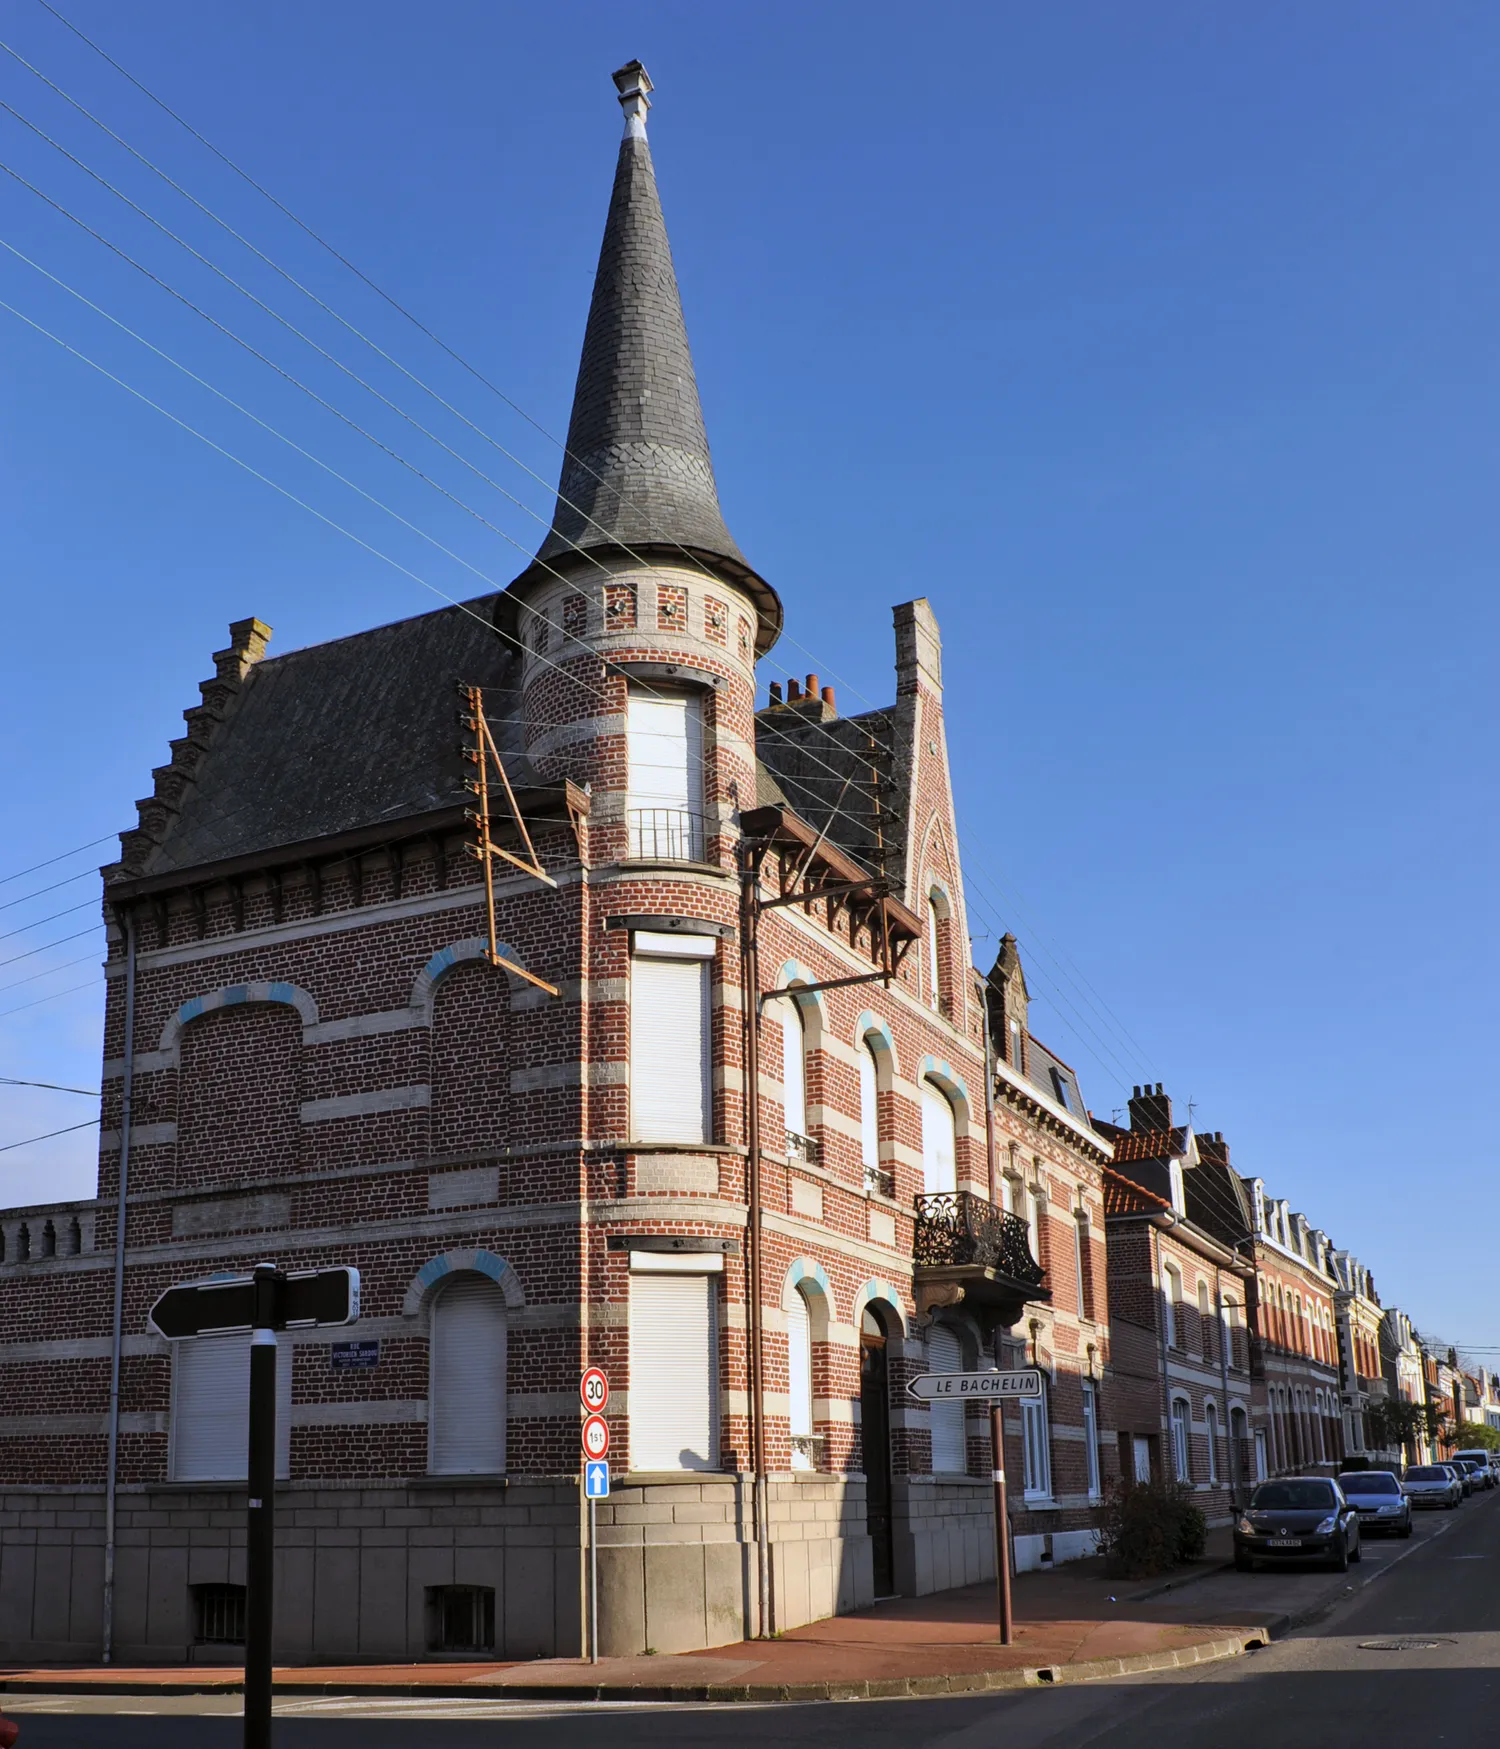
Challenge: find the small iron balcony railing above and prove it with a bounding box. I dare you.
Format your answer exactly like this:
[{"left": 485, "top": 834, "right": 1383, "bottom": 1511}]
[
  {"left": 912, "top": 1190, "right": 1045, "bottom": 1290},
  {"left": 627, "top": 808, "right": 706, "bottom": 862},
  {"left": 864, "top": 1164, "right": 895, "bottom": 1200},
  {"left": 786, "top": 1130, "right": 822, "bottom": 1167}
]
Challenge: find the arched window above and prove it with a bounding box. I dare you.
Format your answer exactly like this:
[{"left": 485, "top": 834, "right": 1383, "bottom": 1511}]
[
  {"left": 786, "top": 1287, "right": 815, "bottom": 1469},
  {"left": 1022, "top": 1378, "right": 1052, "bottom": 1499},
  {"left": 1197, "top": 1280, "right": 1213, "bottom": 1359},
  {"left": 927, "top": 1323, "right": 967, "bottom": 1473},
  {"left": 780, "top": 1001, "right": 807, "bottom": 1142},
  {"left": 1205, "top": 1400, "right": 1220, "bottom": 1483},
  {"left": 858, "top": 1039, "right": 880, "bottom": 1181},
  {"left": 1170, "top": 1396, "right": 1191, "bottom": 1482},
  {"left": 926, "top": 896, "right": 943, "bottom": 1011},
  {"left": 920, "top": 1079, "right": 957, "bottom": 1196},
  {"left": 429, "top": 1273, "right": 507, "bottom": 1475},
  {"left": 1162, "top": 1263, "right": 1183, "bottom": 1349}
]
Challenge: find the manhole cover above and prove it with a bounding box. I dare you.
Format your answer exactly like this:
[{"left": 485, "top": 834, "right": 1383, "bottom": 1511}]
[{"left": 1359, "top": 1638, "right": 1457, "bottom": 1652}]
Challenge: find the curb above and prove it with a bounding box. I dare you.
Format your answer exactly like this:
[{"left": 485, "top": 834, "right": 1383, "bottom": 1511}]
[{"left": 0, "top": 1632, "right": 1272, "bottom": 1705}]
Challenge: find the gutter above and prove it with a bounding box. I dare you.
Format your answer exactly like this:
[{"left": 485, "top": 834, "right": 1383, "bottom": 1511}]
[{"left": 101, "top": 906, "right": 136, "bottom": 1662}]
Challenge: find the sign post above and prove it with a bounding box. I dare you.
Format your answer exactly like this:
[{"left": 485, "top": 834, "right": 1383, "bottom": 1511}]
[
  {"left": 906, "top": 1369, "right": 1041, "bottom": 1647},
  {"left": 150, "top": 1263, "right": 359, "bottom": 1749},
  {"left": 579, "top": 1370, "right": 610, "bottom": 1665}
]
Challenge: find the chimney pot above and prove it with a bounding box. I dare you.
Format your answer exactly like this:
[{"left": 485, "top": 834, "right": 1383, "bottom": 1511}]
[
  {"left": 805, "top": 674, "right": 818, "bottom": 697},
  {"left": 787, "top": 678, "right": 801, "bottom": 700},
  {"left": 768, "top": 682, "right": 783, "bottom": 704},
  {"left": 821, "top": 685, "right": 836, "bottom": 710}
]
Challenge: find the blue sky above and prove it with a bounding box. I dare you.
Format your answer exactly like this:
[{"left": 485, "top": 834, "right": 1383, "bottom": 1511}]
[{"left": 1, "top": 4, "right": 1495, "bottom": 1350}]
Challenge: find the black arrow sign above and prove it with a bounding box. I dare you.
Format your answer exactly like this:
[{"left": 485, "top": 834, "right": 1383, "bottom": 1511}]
[{"left": 148, "top": 1266, "right": 359, "bottom": 1340}]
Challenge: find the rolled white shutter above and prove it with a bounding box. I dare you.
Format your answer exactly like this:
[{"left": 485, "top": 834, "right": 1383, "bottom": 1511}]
[
  {"left": 921, "top": 1080, "right": 956, "bottom": 1195},
  {"left": 859, "top": 1045, "right": 878, "bottom": 1171},
  {"left": 631, "top": 954, "right": 710, "bottom": 1142},
  {"left": 630, "top": 1271, "right": 717, "bottom": 1471},
  {"left": 786, "top": 1290, "right": 813, "bottom": 1446},
  {"left": 172, "top": 1332, "right": 291, "bottom": 1481},
  {"left": 429, "top": 1275, "right": 507, "bottom": 1474},
  {"left": 928, "top": 1324, "right": 966, "bottom": 1473},
  {"left": 780, "top": 1004, "right": 806, "bottom": 1137}
]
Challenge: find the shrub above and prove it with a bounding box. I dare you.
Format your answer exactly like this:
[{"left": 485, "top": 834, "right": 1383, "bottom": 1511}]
[{"left": 1094, "top": 1477, "right": 1207, "bottom": 1578}]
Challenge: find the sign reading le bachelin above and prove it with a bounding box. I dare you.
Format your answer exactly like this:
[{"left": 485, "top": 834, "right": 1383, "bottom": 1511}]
[{"left": 906, "top": 1369, "right": 1043, "bottom": 1402}]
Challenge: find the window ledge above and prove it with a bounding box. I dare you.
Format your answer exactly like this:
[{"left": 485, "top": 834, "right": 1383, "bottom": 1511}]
[
  {"left": 1020, "top": 1495, "right": 1060, "bottom": 1510},
  {"left": 615, "top": 858, "right": 733, "bottom": 880},
  {"left": 412, "top": 1473, "right": 509, "bottom": 1490}
]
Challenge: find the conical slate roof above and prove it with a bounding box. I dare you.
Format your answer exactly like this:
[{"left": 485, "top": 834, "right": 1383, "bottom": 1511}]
[{"left": 515, "top": 64, "right": 780, "bottom": 648}]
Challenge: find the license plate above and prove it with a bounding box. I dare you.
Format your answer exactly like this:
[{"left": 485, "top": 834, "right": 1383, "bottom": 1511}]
[{"left": 1268, "top": 1538, "right": 1302, "bottom": 1548}]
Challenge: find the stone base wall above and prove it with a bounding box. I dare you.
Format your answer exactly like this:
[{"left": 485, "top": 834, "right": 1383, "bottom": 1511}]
[
  {"left": 0, "top": 1472, "right": 999, "bottom": 1662},
  {"left": 892, "top": 1476, "right": 997, "bottom": 1596}
]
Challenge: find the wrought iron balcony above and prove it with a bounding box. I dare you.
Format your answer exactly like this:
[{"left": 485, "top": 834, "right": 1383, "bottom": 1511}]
[
  {"left": 912, "top": 1191, "right": 1047, "bottom": 1331},
  {"left": 914, "top": 1191, "right": 1046, "bottom": 1284},
  {"left": 864, "top": 1164, "right": 895, "bottom": 1201},
  {"left": 786, "top": 1130, "right": 822, "bottom": 1167},
  {"left": 627, "top": 807, "right": 706, "bottom": 862}
]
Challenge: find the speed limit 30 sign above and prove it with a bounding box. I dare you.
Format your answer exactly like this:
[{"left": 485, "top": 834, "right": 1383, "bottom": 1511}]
[
  {"left": 580, "top": 1367, "right": 609, "bottom": 1413},
  {"left": 581, "top": 1413, "right": 610, "bottom": 1461}
]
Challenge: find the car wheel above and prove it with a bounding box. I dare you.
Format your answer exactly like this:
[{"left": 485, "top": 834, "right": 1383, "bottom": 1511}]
[
  {"left": 1400, "top": 1520, "right": 1413, "bottom": 1538},
  {"left": 1330, "top": 1534, "right": 1350, "bottom": 1573},
  {"left": 1349, "top": 1530, "right": 1363, "bottom": 1563},
  {"left": 1235, "top": 1550, "right": 1254, "bottom": 1573}
]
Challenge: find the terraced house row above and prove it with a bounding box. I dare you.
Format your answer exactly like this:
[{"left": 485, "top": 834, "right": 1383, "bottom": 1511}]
[{"left": 0, "top": 62, "right": 1466, "bottom": 1667}]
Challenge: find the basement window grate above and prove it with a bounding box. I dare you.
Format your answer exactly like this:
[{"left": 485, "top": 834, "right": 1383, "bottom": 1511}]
[
  {"left": 427, "top": 1584, "right": 496, "bottom": 1655},
  {"left": 192, "top": 1583, "right": 247, "bottom": 1646}
]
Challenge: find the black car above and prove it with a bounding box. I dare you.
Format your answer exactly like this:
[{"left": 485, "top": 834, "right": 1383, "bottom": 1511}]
[{"left": 1234, "top": 1477, "right": 1362, "bottom": 1571}]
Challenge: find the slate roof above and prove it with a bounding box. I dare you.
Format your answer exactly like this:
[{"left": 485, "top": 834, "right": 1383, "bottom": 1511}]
[
  {"left": 753, "top": 704, "right": 900, "bottom": 883},
  {"left": 515, "top": 90, "right": 780, "bottom": 645},
  {"left": 138, "top": 598, "right": 522, "bottom": 876},
  {"left": 1095, "top": 1120, "right": 1253, "bottom": 1255}
]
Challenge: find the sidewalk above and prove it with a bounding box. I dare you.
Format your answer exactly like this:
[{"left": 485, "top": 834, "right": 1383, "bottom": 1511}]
[{"left": 0, "top": 1527, "right": 1382, "bottom": 1704}]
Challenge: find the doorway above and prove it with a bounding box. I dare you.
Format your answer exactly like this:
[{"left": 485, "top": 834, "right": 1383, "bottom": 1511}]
[
  {"left": 860, "top": 1306, "right": 894, "bottom": 1596},
  {"left": 1132, "top": 1435, "right": 1152, "bottom": 1483}
]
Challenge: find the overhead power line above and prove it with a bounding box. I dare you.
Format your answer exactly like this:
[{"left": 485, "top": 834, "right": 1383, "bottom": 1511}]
[
  {"left": 0, "top": 1076, "right": 97, "bottom": 1095},
  {"left": 0, "top": 1116, "right": 97, "bottom": 1153},
  {"left": 0, "top": 979, "right": 99, "bottom": 1022},
  {"left": 0, "top": 834, "right": 113, "bottom": 888}
]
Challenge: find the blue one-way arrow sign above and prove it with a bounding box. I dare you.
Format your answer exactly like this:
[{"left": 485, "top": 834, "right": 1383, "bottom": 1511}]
[{"left": 585, "top": 1461, "right": 610, "bottom": 1499}]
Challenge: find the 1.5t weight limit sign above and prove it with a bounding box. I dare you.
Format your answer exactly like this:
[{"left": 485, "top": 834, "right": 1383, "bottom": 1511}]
[{"left": 581, "top": 1414, "right": 610, "bottom": 1461}]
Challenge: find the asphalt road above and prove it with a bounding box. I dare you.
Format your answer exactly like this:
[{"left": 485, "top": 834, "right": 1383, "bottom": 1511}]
[{"left": 9, "top": 1489, "right": 1500, "bottom": 1747}]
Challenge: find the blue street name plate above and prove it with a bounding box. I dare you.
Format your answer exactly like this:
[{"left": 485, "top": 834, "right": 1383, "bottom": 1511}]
[
  {"left": 331, "top": 1340, "right": 380, "bottom": 1371},
  {"left": 585, "top": 1460, "right": 610, "bottom": 1499}
]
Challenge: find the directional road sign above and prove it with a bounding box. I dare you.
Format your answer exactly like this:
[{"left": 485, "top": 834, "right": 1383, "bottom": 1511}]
[
  {"left": 906, "top": 1368, "right": 1042, "bottom": 1403},
  {"left": 581, "top": 1414, "right": 610, "bottom": 1461},
  {"left": 585, "top": 1461, "right": 610, "bottom": 1499},
  {"left": 580, "top": 1367, "right": 609, "bottom": 1412},
  {"left": 149, "top": 1266, "right": 360, "bottom": 1339}
]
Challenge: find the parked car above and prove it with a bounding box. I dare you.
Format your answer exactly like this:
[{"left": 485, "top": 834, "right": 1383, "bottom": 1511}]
[
  {"left": 1444, "top": 1461, "right": 1475, "bottom": 1497},
  {"left": 1235, "top": 1477, "right": 1362, "bottom": 1572},
  {"left": 1338, "top": 1470, "right": 1413, "bottom": 1537},
  {"left": 1402, "top": 1464, "right": 1462, "bottom": 1509},
  {"left": 1453, "top": 1451, "right": 1498, "bottom": 1490}
]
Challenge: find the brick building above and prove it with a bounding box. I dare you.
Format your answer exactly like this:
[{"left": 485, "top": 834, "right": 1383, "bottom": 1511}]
[
  {"left": 1097, "top": 1087, "right": 1265, "bottom": 1518},
  {"left": 1329, "top": 1247, "right": 1388, "bottom": 1463},
  {"left": 0, "top": 63, "right": 1116, "bottom": 1663},
  {"left": 1242, "top": 1180, "right": 1343, "bottom": 1473}
]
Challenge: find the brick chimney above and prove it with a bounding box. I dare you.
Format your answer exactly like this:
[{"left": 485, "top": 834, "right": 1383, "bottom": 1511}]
[{"left": 1127, "top": 1083, "right": 1172, "bottom": 1132}]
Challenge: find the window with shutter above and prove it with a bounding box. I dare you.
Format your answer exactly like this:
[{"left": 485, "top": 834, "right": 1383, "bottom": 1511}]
[
  {"left": 627, "top": 688, "right": 703, "bottom": 858},
  {"left": 631, "top": 943, "right": 711, "bottom": 1143},
  {"left": 1021, "top": 1386, "right": 1051, "bottom": 1498},
  {"left": 858, "top": 1041, "right": 879, "bottom": 1173},
  {"left": 920, "top": 1080, "right": 956, "bottom": 1195},
  {"left": 780, "top": 1002, "right": 807, "bottom": 1139},
  {"left": 1082, "top": 1379, "right": 1102, "bottom": 1498},
  {"left": 786, "top": 1288, "right": 814, "bottom": 1466},
  {"left": 171, "top": 1332, "right": 291, "bottom": 1482},
  {"left": 927, "top": 1324, "right": 966, "bottom": 1473},
  {"left": 428, "top": 1274, "right": 507, "bottom": 1475},
  {"left": 629, "top": 1265, "right": 719, "bottom": 1471}
]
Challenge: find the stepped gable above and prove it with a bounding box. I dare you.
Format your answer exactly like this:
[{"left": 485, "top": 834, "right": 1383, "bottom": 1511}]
[
  {"left": 115, "top": 597, "right": 520, "bottom": 879},
  {"left": 513, "top": 62, "right": 780, "bottom": 649}
]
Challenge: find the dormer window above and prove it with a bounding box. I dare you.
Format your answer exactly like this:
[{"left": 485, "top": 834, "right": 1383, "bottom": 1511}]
[
  {"left": 926, "top": 896, "right": 943, "bottom": 1012},
  {"left": 1009, "top": 1019, "right": 1025, "bottom": 1075},
  {"left": 1049, "top": 1068, "right": 1072, "bottom": 1112}
]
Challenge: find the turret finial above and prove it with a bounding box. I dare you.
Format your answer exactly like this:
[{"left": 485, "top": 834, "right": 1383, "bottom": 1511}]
[{"left": 612, "top": 60, "right": 652, "bottom": 140}]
